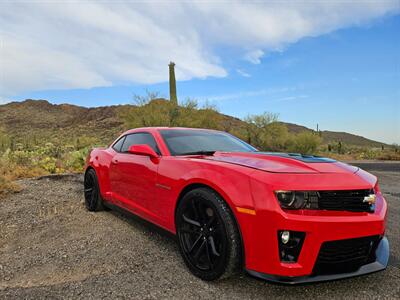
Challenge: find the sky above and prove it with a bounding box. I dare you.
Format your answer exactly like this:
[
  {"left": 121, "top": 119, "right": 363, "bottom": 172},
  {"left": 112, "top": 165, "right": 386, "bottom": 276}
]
[{"left": 0, "top": 1, "right": 399, "bottom": 144}]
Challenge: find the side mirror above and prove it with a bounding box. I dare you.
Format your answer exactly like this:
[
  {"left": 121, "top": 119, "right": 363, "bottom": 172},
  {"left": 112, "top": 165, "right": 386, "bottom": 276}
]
[{"left": 128, "top": 144, "right": 158, "bottom": 158}]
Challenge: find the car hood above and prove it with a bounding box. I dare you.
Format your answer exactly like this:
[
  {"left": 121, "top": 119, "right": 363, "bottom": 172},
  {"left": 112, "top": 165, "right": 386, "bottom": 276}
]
[{"left": 204, "top": 152, "right": 358, "bottom": 174}]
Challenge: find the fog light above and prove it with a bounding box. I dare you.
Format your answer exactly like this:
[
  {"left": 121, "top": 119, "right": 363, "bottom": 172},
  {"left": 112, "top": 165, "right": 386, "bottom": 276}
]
[
  {"left": 278, "top": 230, "right": 306, "bottom": 262},
  {"left": 281, "top": 231, "right": 290, "bottom": 244}
]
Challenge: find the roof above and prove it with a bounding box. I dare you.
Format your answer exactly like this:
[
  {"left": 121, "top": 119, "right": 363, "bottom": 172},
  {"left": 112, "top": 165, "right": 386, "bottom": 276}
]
[{"left": 124, "top": 127, "right": 221, "bottom": 134}]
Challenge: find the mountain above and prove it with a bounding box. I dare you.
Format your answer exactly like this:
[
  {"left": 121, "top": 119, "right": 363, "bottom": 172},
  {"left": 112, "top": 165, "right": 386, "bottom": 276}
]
[
  {"left": 0, "top": 99, "right": 388, "bottom": 148},
  {"left": 0, "top": 99, "right": 126, "bottom": 145},
  {"left": 282, "top": 122, "right": 387, "bottom": 148}
]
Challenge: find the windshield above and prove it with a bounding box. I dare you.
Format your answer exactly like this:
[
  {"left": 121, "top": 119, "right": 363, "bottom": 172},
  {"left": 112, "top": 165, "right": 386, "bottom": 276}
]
[{"left": 159, "top": 129, "right": 257, "bottom": 155}]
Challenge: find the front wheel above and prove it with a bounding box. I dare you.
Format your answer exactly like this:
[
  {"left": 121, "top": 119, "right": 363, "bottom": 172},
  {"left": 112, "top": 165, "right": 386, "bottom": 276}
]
[
  {"left": 175, "top": 187, "right": 242, "bottom": 281},
  {"left": 84, "top": 169, "right": 104, "bottom": 211}
]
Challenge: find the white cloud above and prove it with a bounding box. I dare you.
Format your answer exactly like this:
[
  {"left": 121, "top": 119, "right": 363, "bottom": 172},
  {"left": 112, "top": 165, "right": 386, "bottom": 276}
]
[
  {"left": 201, "top": 86, "right": 298, "bottom": 102},
  {"left": 244, "top": 50, "right": 264, "bottom": 64},
  {"left": 270, "top": 95, "right": 309, "bottom": 102},
  {"left": 0, "top": 0, "right": 398, "bottom": 98},
  {"left": 236, "top": 69, "right": 251, "bottom": 77}
]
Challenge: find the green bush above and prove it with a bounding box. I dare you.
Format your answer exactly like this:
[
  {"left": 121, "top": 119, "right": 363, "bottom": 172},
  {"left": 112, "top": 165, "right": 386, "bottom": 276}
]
[
  {"left": 0, "top": 142, "right": 93, "bottom": 181},
  {"left": 288, "top": 131, "right": 322, "bottom": 154},
  {"left": 65, "top": 148, "right": 89, "bottom": 172},
  {"left": 38, "top": 157, "right": 57, "bottom": 174},
  {"left": 120, "top": 98, "right": 224, "bottom": 130},
  {"left": 244, "top": 112, "right": 289, "bottom": 151}
]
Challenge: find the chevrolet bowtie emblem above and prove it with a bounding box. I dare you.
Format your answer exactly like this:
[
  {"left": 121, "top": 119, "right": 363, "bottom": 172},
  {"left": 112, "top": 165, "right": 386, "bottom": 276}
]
[{"left": 363, "top": 194, "right": 376, "bottom": 204}]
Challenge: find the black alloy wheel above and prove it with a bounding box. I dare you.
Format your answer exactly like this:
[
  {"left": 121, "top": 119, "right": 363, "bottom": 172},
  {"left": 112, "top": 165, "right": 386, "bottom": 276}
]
[
  {"left": 84, "top": 169, "right": 104, "bottom": 211},
  {"left": 176, "top": 187, "right": 241, "bottom": 281}
]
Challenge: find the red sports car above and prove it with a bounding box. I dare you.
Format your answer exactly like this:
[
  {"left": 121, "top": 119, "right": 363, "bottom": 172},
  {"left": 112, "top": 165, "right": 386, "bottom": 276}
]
[{"left": 84, "top": 127, "right": 389, "bottom": 283}]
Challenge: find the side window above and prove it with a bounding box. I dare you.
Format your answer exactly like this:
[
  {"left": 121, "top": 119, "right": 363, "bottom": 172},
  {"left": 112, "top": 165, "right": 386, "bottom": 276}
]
[
  {"left": 112, "top": 136, "right": 126, "bottom": 152},
  {"left": 120, "top": 133, "right": 160, "bottom": 154}
]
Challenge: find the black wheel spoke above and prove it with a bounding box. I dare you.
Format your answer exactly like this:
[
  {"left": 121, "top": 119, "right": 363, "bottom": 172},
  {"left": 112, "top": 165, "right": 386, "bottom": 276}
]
[
  {"left": 209, "top": 236, "right": 220, "bottom": 257},
  {"left": 180, "top": 228, "right": 200, "bottom": 235},
  {"left": 193, "top": 239, "right": 206, "bottom": 261},
  {"left": 182, "top": 214, "right": 201, "bottom": 227},
  {"left": 188, "top": 234, "right": 203, "bottom": 253},
  {"left": 205, "top": 240, "right": 213, "bottom": 269}
]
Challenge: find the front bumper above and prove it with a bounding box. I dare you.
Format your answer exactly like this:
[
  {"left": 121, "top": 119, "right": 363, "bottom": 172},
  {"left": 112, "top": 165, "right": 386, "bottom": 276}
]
[
  {"left": 236, "top": 168, "right": 389, "bottom": 283},
  {"left": 246, "top": 237, "right": 389, "bottom": 284},
  {"left": 236, "top": 189, "right": 388, "bottom": 280}
]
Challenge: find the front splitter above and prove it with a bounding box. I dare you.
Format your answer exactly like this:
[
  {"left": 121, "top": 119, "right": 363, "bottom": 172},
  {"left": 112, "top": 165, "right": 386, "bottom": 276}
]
[{"left": 247, "top": 236, "right": 389, "bottom": 285}]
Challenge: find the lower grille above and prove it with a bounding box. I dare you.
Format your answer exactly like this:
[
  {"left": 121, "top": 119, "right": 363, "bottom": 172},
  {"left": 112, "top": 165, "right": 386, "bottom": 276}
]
[
  {"left": 313, "top": 235, "right": 381, "bottom": 275},
  {"left": 318, "top": 189, "right": 374, "bottom": 212}
]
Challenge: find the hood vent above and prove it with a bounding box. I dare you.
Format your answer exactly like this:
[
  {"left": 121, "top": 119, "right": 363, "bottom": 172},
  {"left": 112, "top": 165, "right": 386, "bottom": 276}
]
[{"left": 257, "top": 152, "right": 336, "bottom": 163}]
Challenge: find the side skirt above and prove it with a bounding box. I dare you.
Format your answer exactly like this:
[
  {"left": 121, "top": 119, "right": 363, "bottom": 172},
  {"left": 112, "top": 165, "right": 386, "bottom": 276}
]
[{"left": 102, "top": 201, "right": 177, "bottom": 240}]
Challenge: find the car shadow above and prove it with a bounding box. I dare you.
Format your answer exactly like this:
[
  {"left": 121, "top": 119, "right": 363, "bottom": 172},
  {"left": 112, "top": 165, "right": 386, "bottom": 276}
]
[{"left": 103, "top": 202, "right": 177, "bottom": 241}]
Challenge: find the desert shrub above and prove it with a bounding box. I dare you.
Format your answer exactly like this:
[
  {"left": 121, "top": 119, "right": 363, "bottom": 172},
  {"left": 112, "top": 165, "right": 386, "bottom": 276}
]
[
  {"left": 9, "top": 150, "right": 35, "bottom": 166},
  {"left": 0, "top": 141, "right": 92, "bottom": 189},
  {"left": 243, "top": 112, "right": 289, "bottom": 151},
  {"left": 38, "top": 157, "right": 58, "bottom": 173},
  {"left": 121, "top": 95, "right": 223, "bottom": 131},
  {"left": 75, "top": 136, "right": 98, "bottom": 150},
  {"left": 0, "top": 129, "right": 12, "bottom": 153},
  {"left": 376, "top": 150, "right": 400, "bottom": 160},
  {"left": 65, "top": 148, "right": 90, "bottom": 172},
  {"left": 181, "top": 98, "right": 198, "bottom": 110},
  {"left": 0, "top": 151, "right": 39, "bottom": 196},
  {"left": 265, "top": 122, "right": 290, "bottom": 151},
  {"left": 288, "top": 131, "right": 322, "bottom": 154},
  {"left": 133, "top": 89, "right": 161, "bottom": 106},
  {"left": 0, "top": 175, "right": 21, "bottom": 197}
]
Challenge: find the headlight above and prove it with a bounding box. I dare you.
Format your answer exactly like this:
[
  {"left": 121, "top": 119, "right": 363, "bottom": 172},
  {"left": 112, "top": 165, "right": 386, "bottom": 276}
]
[
  {"left": 275, "top": 191, "right": 306, "bottom": 209},
  {"left": 275, "top": 189, "right": 376, "bottom": 212}
]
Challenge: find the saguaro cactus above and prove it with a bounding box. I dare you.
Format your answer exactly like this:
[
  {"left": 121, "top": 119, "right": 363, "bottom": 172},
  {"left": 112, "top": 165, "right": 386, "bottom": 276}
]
[{"left": 169, "top": 62, "right": 178, "bottom": 105}]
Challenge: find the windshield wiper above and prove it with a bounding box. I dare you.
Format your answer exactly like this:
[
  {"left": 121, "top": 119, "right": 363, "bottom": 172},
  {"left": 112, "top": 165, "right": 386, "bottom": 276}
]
[{"left": 179, "top": 150, "right": 216, "bottom": 156}]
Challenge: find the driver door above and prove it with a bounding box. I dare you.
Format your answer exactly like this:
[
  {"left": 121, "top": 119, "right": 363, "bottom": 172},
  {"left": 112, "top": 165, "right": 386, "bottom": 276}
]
[{"left": 109, "top": 132, "right": 160, "bottom": 216}]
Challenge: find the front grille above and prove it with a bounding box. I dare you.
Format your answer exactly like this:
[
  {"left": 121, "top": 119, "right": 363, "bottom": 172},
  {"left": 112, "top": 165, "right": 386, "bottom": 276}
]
[
  {"left": 313, "top": 235, "right": 381, "bottom": 275},
  {"left": 318, "top": 189, "right": 374, "bottom": 212}
]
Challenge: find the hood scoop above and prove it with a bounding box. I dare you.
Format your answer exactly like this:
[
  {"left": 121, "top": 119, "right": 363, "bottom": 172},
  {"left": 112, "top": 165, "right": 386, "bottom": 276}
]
[{"left": 257, "top": 152, "right": 336, "bottom": 163}]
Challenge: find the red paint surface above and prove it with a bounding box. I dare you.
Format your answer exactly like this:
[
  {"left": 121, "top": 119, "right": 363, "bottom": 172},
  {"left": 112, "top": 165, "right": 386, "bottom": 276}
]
[{"left": 85, "top": 127, "right": 387, "bottom": 277}]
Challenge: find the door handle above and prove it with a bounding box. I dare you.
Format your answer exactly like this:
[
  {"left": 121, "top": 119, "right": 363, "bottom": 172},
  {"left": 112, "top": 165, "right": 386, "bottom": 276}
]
[{"left": 111, "top": 159, "right": 119, "bottom": 165}]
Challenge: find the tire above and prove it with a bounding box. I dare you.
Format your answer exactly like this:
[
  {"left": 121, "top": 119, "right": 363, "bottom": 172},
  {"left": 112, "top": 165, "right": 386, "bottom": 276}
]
[
  {"left": 84, "top": 168, "right": 104, "bottom": 212},
  {"left": 175, "top": 187, "right": 242, "bottom": 281}
]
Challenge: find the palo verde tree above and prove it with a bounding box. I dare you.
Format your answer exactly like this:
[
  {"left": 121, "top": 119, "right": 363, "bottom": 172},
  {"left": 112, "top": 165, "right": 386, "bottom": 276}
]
[{"left": 244, "top": 112, "right": 289, "bottom": 151}]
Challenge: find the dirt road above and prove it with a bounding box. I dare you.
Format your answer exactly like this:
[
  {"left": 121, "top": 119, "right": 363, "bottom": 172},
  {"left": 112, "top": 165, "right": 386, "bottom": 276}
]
[{"left": 0, "top": 165, "right": 399, "bottom": 299}]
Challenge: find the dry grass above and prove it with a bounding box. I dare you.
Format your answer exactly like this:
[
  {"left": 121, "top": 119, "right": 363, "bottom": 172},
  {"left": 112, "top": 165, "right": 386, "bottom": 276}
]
[
  {"left": 0, "top": 177, "right": 22, "bottom": 198},
  {"left": 0, "top": 159, "right": 46, "bottom": 197}
]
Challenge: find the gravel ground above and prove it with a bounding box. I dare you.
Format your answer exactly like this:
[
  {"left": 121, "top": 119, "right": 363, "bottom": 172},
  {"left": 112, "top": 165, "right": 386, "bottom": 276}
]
[{"left": 0, "top": 165, "right": 399, "bottom": 299}]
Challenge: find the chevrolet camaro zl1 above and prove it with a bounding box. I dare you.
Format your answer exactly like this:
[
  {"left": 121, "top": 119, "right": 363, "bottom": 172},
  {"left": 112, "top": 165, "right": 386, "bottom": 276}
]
[{"left": 84, "top": 127, "right": 389, "bottom": 283}]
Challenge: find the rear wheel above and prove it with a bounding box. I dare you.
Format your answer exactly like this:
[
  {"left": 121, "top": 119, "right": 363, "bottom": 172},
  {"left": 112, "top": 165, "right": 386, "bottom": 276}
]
[
  {"left": 175, "top": 187, "right": 241, "bottom": 281},
  {"left": 84, "top": 169, "right": 104, "bottom": 211}
]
